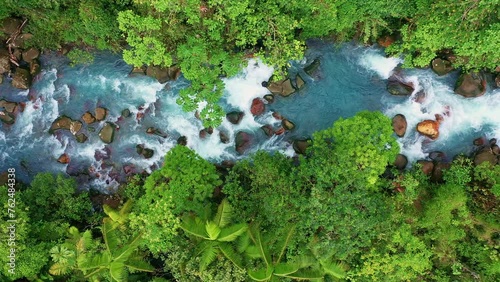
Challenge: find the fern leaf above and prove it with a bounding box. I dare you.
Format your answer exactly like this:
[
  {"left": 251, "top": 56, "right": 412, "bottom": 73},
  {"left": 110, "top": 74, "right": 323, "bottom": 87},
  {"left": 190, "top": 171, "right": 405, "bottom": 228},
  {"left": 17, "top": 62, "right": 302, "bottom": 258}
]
[
  {"left": 103, "top": 218, "right": 120, "bottom": 255},
  {"left": 113, "top": 233, "right": 142, "bottom": 264},
  {"left": 49, "top": 262, "right": 71, "bottom": 276},
  {"left": 320, "top": 260, "right": 346, "bottom": 279},
  {"left": 276, "top": 226, "right": 295, "bottom": 263},
  {"left": 205, "top": 221, "right": 222, "bottom": 240},
  {"left": 218, "top": 223, "right": 248, "bottom": 242},
  {"left": 237, "top": 231, "right": 250, "bottom": 253},
  {"left": 104, "top": 205, "right": 122, "bottom": 224},
  {"left": 218, "top": 242, "right": 243, "bottom": 269},
  {"left": 124, "top": 258, "right": 155, "bottom": 273},
  {"left": 109, "top": 261, "right": 127, "bottom": 282},
  {"left": 248, "top": 266, "right": 273, "bottom": 281},
  {"left": 119, "top": 200, "right": 133, "bottom": 217},
  {"left": 214, "top": 198, "right": 232, "bottom": 228},
  {"left": 245, "top": 245, "right": 263, "bottom": 259},
  {"left": 248, "top": 224, "right": 271, "bottom": 266},
  {"left": 199, "top": 241, "right": 218, "bottom": 271}
]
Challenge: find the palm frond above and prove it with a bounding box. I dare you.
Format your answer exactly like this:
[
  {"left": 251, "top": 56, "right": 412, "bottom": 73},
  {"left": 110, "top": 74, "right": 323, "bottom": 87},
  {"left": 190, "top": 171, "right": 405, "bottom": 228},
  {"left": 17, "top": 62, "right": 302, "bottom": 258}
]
[
  {"left": 103, "top": 218, "right": 120, "bottom": 255},
  {"left": 320, "top": 260, "right": 346, "bottom": 279},
  {"left": 237, "top": 231, "right": 251, "bottom": 253},
  {"left": 199, "top": 241, "right": 218, "bottom": 271},
  {"left": 276, "top": 226, "right": 295, "bottom": 264},
  {"left": 283, "top": 269, "right": 324, "bottom": 280},
  {"left": 205, "top": 220, "right": 222, "bottom": 240},
  {"left": 214, "top": 198, "right": 232, "bottom": 228},
  {"left": 113, "top": 233, "right": 142, "bottom": 264},
  {"left": 49, "top": 262, "right": 71, "bottom": 276},
  {"left": 180, "top": 216, "right": 209, "bottom": 239},
  {"left": 245, "top": 245, "right": 263, "bottom": 259},
  {"left": 273, "top": 262, "right": 300, "bottom": 276},
  {"left": 218, "top": 223, "right": 248, "bottom": 242},
  {"left": 218, "top": 242, "right": 243, "bottom": 269},
  {"left": 109, "top": 261, "right": 127, "bottom": 282},
  {"left": 248, "top": 266, "right": 273, "bottom": 281},
  {"left": 248, "top": 224, "right": 271, "bottom": 267},
  {"left": 124, "top": 258, "right": 155, "bottom": 273}
]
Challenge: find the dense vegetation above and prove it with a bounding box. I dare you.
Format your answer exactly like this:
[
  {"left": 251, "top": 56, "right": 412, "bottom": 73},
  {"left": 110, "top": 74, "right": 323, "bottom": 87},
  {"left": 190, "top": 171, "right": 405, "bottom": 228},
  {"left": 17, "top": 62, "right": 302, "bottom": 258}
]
[
  {"left": 1, "top": 0, "right": 498, "bottom": 126},
  {"left": 1, "top": 111, "right": 499, "bottom": 281}
]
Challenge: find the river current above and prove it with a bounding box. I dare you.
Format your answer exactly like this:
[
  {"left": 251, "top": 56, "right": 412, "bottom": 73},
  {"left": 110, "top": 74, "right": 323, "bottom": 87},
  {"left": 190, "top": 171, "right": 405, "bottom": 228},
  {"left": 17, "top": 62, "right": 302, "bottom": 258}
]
[{"left": 1, "top": 42, "right": 499, "bottom": 191}]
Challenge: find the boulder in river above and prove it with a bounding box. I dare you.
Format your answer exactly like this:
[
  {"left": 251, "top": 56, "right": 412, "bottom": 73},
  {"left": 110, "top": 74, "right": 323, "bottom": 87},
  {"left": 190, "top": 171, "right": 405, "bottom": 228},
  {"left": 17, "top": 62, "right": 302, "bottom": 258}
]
[
  {"left": 261, "top": 125, "right": 274, "bottom": 137},
  {"left": 263, "top": 94, "right": 274, "bottom": 104},
  {"left": 474, "top": 148, "right": 498, "bottom": 166},
  {"left": 431, "top": 58, "right": 454, "bottom": 76},
  {"left": 177, "top": 136, "right": 187, "bottom": 146},
  {"left": 57, "top": 153, "right": 70, "bottom": 164},
  {"left": 49, "top": 116, "right": 73, "bottom": 133},
  {"left": 0, "top": 99, "right": 18, "bottom": 113},
  {"left": 377, "top": 34, "right": 395, "bottom": 48},
  {"left": 417, "top": 160, "right": 434, "bottom": 176},
  {"left": 295, "top": 74, "right": 305, "bottom": 90},
  {"left": 235, "top": 131, "right": 252, "bottom": 154},
  {"left": 267, "top": 78, "right": 296, "bottom": 97},
  {"left": 95, "top": 107, "right": 108, "bottom": 121},
  {"left": 495, "top": 74, "right": 500, "bottom": 88},
  {"left": 75, "top": 133, "right": 88, "bottom": 143},
  {"left": 387, "top": 75, "right": 414, "bottom": 96},
  {"left": 226, "top": 111, "right": 244, "bottom": 124},
  {"left": 392, "top": 114, "right": 407, "bottom": 137},
  {"left": 293, "top": 139, "right": 311, "bottom": 155},
  {"left": 146, "top": 65, "right": 181, "bottom": 83},
  {"left": 431, "top": 162, "right": 451, "bottom": 183},
  {"left": 121, "top": 109, "right": 131, "bottom": 118},
  {"left": 82, "top": 112, "right": 96, "bottom": 124},
  {"left": 70, "top": 121, "right": 83, "bottom": 135},
  {"left": 393, "top": 154, "right": 408, "bottom": 170},
  {"left": 454, "top": 72, "right": 486, "bottom": 98},
  {"left": 99, "top": 122, "right": 116, "bottom": 144},
  {"left": 22, "top": 47, "right": 40, "bottom": 63},
  {"left": 282, "top": 119, "right": 295, "bottom": 131},
  {"left": 29, "top": 59, "right": 41, "bottom": 76},
  {"left": 0, "top": 48, "right": 10, "bottom": 74},
  {"left": 219, "top": 131, "right": 230, "bottom": 144},
  {"left": 416, "top": 120, "right": 440, "bottom": 140},
  {"left": 0, "top": 111, "right": 15, "bottom": 125},
  {"left": 11, "top": 68, "right": 31, "bottom": 89},
  {"left": 250, "top": 98, "right": 265, "bottom": 116},
  {"left": 429, "top": 151, "right": 446, "bottom": 162},
  {"left": 304, "top": 58, "right": 320, "bottom": 77},
  {"left": 129, "top": 66, "right": 146, "bottom": 77}
]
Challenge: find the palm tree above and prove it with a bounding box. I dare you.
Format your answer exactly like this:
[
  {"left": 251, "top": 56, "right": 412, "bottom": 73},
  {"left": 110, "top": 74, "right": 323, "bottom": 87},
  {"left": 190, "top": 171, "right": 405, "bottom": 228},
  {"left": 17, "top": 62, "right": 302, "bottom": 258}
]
[
  {"left": 179, "top": 198, "right": 248, "bottom": 271},
  {"left": 244, "top": 224, "right": 346, "bottom": 281}
]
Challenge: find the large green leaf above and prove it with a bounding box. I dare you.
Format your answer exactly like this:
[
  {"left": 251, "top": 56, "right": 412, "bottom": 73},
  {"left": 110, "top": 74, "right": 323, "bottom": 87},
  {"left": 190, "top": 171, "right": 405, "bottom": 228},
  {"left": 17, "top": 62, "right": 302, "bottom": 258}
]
[
  {"left": 103, "top": 218, "right": 120, "bottom": 255},
  {"left": 248, "top": 266, "right": 274, "bottom": 281},
  {"left": 273, "top": 262, "right": 300, "bottom": 276},
  {"left": 109, "top": 261, "right": 126, "bottom": 282},
  {"left": 214, "top": 198, "right": 232, "bottom": 228},
  {"left": 205, "top": 220, "right": 222, "bottom": 240},
  {"left": 245, "top": 245, "right": 262, "bottom": 259},
  {"left": 49, "top": 262, "right": 70, "bottom": 276},
  {"left": 199, "top": 241, "right": 218, "bottom": 271},
  {"left": 248, "top": 224, "right": 271, "bottom": 266},
  {"left": 124, "top": 258, "right": 155, "bottom": 273},
  {"left": 180, "top": 216, "right": 209, "bottom": 239},
  {"left": 218, "top": 223, "right": 248, "bottom": 242},
  {"left": 113, "top": 234, "right": 142, "bottom": 264},
  {"left": 320, "top": 260, "right": 346, "bottom": 279},
  {"left": 284, "top": 269, "right": 324, "bottom": 280},
  {"left": 276, "top": 226, "right": 295, "bottom": 263},
  {"left": 237, "top": 231, "right": 251, "bottom": 253}
]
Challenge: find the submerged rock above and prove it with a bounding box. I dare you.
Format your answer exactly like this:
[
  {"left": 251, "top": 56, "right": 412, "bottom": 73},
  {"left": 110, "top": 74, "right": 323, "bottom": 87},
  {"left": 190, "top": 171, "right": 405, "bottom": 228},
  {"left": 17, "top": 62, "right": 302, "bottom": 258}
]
[
  {"left": 416, "top": 120, "right": 440, "bottom": 140},
  {"left": 392, "top": 114, "right": 407, "bottom": 137},
  {"left": 304, "top": 58, "right": 320, "bottom": 76},
  {"left": 99, "top": 122, "right": 116, "bottom": 144},
  {"left": 293, "top": 139, "right": 311, "bottom": 155},
  {"left": 235, "top": 131, "right": 252, "bottom": 154},
  {"left": 226, "top": 111, "right": 244, "bottom": 124},
  {"left": 387, "top": 75, "right": 414, "bottom": 96},
  {"left": 282, "top": 119, "right": 295, "bottom": 130},
  {"left": 75, "top": 133, "right": 88, "bottom": 143},
  {"left": 121, "top": 109, "right": 131, "bottom": 118},
  {"left": 295, "top": 74, "right": 305, "bottom": 90},
  {"left": 454, "top": 72, "right": 486, "bottom": 98},
  {"left": 267, "top": 78, "right": 296, "bottom": 97},
  {"left": 260, "top": 125, "right": 274, "bottom": 137},
  {"left": 431, "top": 58, "right": 454, "bottom": 76},
  {"left": 11, "top": 68, "right": 31, "bottom": 89}
]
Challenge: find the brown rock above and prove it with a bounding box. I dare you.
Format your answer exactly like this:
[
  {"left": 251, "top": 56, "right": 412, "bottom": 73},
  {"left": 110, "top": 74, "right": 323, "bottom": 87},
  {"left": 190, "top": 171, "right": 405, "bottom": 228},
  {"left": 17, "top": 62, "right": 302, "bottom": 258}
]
[
  {"left": 70, "top": 121, "right": 83, "bottom": 135},
  {"left": 199, "top": 129, "right": 208, "bottom": 139},
  {"left": 295, "top": 74, "right": 305, "bottom": 89},
  {"left": 416, "top": 120, "right": 440, "bottom": 140},
  {"left": 226, "top": 111, "right": 244, "bottom": 124},
  {"left": 219, "top": 131, "right": 230, "bottom": 144},
  {"left": 275, "top": 127, "right": 285, "bottom": 135},
  {"left": 177, "top": 136, "right": 187, "bottom": 146},
  {"left": 250, "top": 98, "right": 265, "bottom": 116},
  {"left": 272, "top": 111, "right": 283, "bottom": 120},
  {"left": 22, "top": 47, "right": 40, "bottom": 62},
  {"left": 0, "top": 99, "right": 18, "bottom": 113},
  {"left": 129, "top": 66, "right": 146, "bottom": 77},
  {"left": 282, "top": 119, "right": 295, "bottom": 131},
  {"left": 454, "top": 72, "right": 486, "bottom": 98},
  {"left": 0, "top": 111, "right": 15, "bottom": 125},
  {"left": 146, "top": 65, "right": 181, "bottom": 83},
  {"left": 490, "top": 138, "right": 497, "bottom": 146},
  {"left": 392, "top": 114, "right": 407, "bottom": 137},
  {"left": 11, "top": 68, "right": 31, "bottom": 89},
  {"left": 261, "top": 125, "right": 274, "bottom": 137},
  {"left": 432, "top": 162, "right": 451, "bottom": 183},
  {"left": 29, "top": 59, "right": 41, "bottom": 76},
  {"left": 431, "top": 58, "right": 454, "bottom": 76},
  {"left": 393, "top": 154, "right": 408, "bottom": 170},
  {"left": 495, "top": 74, "right": 500, "bottom": 88},
  {"left": 293, "top": 139, "right": 311, "bottom": 155},
  {"left": 1, "top": 18, "right": 22, "bottom": 35},
  {"left": 429, "top": 151, "right": 446, "bottom": 162},
  {"left": 417, "top": 160, "right": 434, "bottom": 175},
  {"left": 99, "top": 122, "right": 116, "bottom": 144},
  {"left": 235, "top": 131, "right": 252, "bottom": 154},
  {"left": 0, "top": 48, "right": 10, "bottom": 74},
  {"left": 473, "top": 137, "right": 485, "bottom": 146},
  {"left": 474, "top": 149, "right": 497, "bottom": 166},
  {"left": 377, "top": 35, "right": 395, "bottom": 48},
  {"left": 49, "top": 116, "right": 73, "bottom": 133},
  {"left": 57, "top": 153, "right": 70, "bottom": 164},
  {"left": 434, "top": 114, "right": 444, "bottom": 124},
  {"left": 263, "top": 94, "right": 274, "bottom": 104},
  {"left": 82, "top": 112, "right": 96, "bottom": 124},
  {"left": 491, "top": 145, "right": 500, "bottom": 155},
  {"left": 267, "top": 79, "right": 296, "bottom": 97},
  {"left": 387, "top": 75, "right": 414, "bottom": 96},
  {"left": 95, "top": 107, "right": 108, "bottom": 121},
  {"left": 75, "top": 133, "right": 88, "bottom": 143}
]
